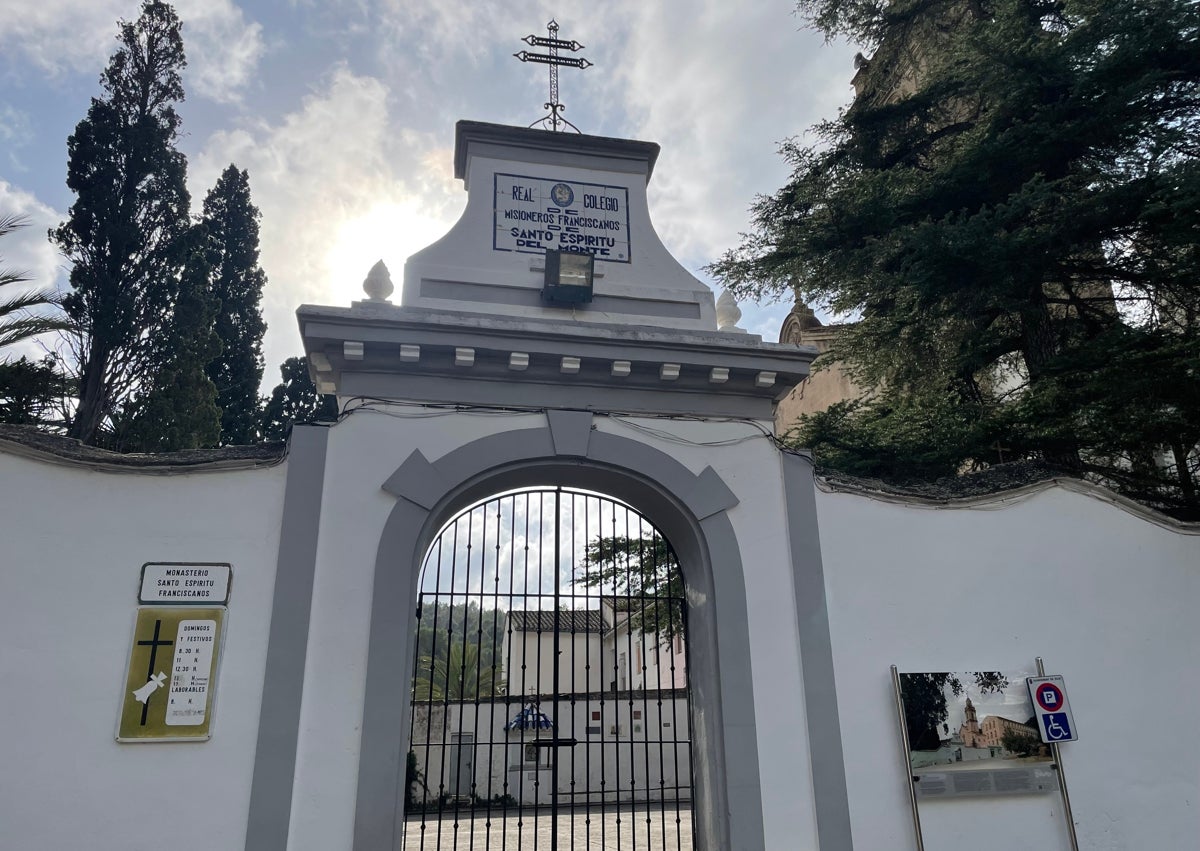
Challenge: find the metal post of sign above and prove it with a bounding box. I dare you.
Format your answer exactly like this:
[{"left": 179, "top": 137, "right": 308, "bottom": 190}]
[
  {"left": 1037, "top": 657, "right": 1081, "bottom": 851},
  {"left": 891, "top": 666, "right": 926, "bottom": 851}
]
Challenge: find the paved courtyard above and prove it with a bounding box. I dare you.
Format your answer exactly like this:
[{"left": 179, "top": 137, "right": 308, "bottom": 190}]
[{"left": 403, "top": 802, "right": 694, "bottom": 850}]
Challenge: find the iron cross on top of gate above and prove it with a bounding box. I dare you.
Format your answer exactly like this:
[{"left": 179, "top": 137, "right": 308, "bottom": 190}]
[{"left": 514, "top": 20, "right": 592, "bottom": 132}]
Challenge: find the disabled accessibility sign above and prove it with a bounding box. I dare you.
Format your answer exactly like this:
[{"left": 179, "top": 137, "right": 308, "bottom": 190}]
[{"left": 1026, "top": 675, "right": 1078, "bottom": 744}]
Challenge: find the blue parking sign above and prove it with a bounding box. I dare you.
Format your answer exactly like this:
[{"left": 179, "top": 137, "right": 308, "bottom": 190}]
[{"left": 1027, "top": 675, "right": 1078, "bottom": 743}]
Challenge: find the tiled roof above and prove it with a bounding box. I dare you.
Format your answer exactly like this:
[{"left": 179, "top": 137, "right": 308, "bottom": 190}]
[{"left": 509, "top": 610, "right": 607, "bottom": 633}]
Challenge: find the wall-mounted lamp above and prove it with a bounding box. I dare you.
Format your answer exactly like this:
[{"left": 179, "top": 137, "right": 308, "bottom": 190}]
[{"left": 542, "top": 249, "right": 595, "bottom": 305}]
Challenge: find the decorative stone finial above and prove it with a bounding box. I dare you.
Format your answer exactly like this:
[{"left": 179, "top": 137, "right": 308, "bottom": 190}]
[
  {"left": 363, "top": 260, "right": 393, "bottom": 302},
  {"left": 716, "top": 290, "right": 746, "bottom": 333}
]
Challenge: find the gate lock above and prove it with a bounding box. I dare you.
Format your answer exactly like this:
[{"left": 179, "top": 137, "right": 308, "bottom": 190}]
[{"left": 529, "top": 738, "right": 579, "bottom": 748}]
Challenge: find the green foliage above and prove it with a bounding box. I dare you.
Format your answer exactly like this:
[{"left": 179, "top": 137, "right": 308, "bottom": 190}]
[
  {"left": 412, "top": 602, "right": 506, "bottom": 700},
  {"left": 259, "top": 356, "right": 339, "bottom": 441},
  {"left": 0, "top": 215, "right": 71, "bottom": 351},
  {"left": 575, "top": 535, "right": 684, "bottom": 641},
  {"left": 404, "top": 751, "right": 426, "bottom": 809},
  {"left": 114, "top": 232, "right": 221, "bottom": 452},
  {"left": 900, "top": 672, "right": 1009, "bottom": 750},
  {"left": 713, "top": 0, "right": 1200, "bottom": 516},
  {"left": 0, "top": 216, "right": 72, "bottom": 427},
  {"left": 202, "top": 165, "right": 268, "bottom": 446},
  {"left": 1001, "top": 726, "right": 1043, "bottom": 757},
  {"left": 0, "top": 357, "right": 71, "bottom": 427},
  {"left": 413, "top": 642, "right": 505, "bottom": 701},
  {"left": 789, "top": 392, "right": 1003, "bottom": 480},
  {"left": 52, "top": 1, "right": 192, "bottom": 445}
]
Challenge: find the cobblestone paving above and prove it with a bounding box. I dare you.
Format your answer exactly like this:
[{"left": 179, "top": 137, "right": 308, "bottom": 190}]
[{"left": 403, "top": 802, "right": 693, "bottom": 850}]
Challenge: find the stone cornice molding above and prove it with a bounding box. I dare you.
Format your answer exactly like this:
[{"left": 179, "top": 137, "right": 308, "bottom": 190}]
[{"left": 300, "top": 304, "right": 816, "bottom": 419}]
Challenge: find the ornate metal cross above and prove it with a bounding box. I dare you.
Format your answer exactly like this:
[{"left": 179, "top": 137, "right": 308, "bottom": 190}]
[{"left": 514, "top": 19, "right": 592, "bottom": 132}]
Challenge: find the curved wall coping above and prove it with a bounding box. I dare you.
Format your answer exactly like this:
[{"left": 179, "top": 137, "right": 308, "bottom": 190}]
[{"left": 816, "top": 468, "right": 1200, "bottom": 535}]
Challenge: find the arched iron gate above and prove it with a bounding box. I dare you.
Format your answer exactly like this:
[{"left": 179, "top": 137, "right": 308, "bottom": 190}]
[{"left": 404, "top": 487, "right": 695, "bottom": 850}]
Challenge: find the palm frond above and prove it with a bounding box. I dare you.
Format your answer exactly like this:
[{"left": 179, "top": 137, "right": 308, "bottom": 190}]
[{"left": 0, "top": 215, "right": 72, "bottom": 351}]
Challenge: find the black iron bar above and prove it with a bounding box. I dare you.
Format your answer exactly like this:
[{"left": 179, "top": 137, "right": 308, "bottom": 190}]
[
  {"left": 550, "top": 487, "right": 562, "bottom": 851},
  {"left": 522, "top": 34, "right": 584, "bottom": 50},
  {"left": 408, "top": 588, "right": 426, "bottom": 850},
  {"left": 610, "top": 502, "right": 625, "bottom": 851},
  {"left": 636, "top": 530, "right": 656, "bottom": 846},
  {"left": 483, "top": 499, "right": 504, "bottom": 851},
  {"left": 679, "top": 601, "right": 693, "bottom": 851},
  {"left": 499, "top": 496, "right": 520, "bottom": 851},
  {"left": 583, "top": 493, "right": 596, "bottom": 851},
  {"left": 621, "top": 503, "right": 637, "bottom": 851},
  {"left": 516, "top": 492, "right": 532, "bottom": 850},
  {"left": 467, "top": 501, "right": 487, "bottom": 846},
  {"left": 598, "top": 495, "right": 609, "bottom": 851},
  {"left": 566, "top": 492, "right": 577, "bottom": 851},
  {"left": 446, "top": 516, "right": 464, "bottom": 849},
  {"left": 431, "top": 529, "right": 450, "bottom": 850}
]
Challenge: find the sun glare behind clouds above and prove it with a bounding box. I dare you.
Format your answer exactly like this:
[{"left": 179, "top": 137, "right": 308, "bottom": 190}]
[{"left": 324, "top": 198, "right": 461, "bottom": 307}]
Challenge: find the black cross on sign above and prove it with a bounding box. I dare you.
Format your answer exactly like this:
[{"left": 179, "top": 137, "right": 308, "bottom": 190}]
[{"left": 136, "top": 619, "right": 172, "bottom": 725}]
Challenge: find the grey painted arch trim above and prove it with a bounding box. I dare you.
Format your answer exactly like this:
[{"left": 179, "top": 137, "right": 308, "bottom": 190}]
[
  {"left": 245, "top": 425, "right": 330, "bottom": 851},
  {"left": 354, "top": 414, "right": 767, "bottom": 851}
]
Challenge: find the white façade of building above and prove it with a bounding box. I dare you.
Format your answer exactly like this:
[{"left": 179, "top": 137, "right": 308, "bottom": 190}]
[{"left": 502, "top": 600, "right": 687, "bottom": 699}]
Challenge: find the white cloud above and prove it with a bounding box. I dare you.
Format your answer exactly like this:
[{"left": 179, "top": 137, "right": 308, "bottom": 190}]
[
  {"left": 601, "top": 0, "right": 857, "bottom": 271},
  {"left": 0, "top": 181, "right": 67, "bottom": 360},
  {"left": 0, "top": 0, "right": 263, "bottom": 104},
  {"left": 0, "top": 181, "right": 64, "bottom": 291},
  {"left": 194, "top": 65, "right": 463, "bottom": 378},
  {"left": 0, "top": 0, "right": 128, "bottom": 77},
  {"left": 175, "top": 0, "right": 265, "bottom": 104},
  {"left": 0, "top": 106, "right": 35, "bottom": 174}
]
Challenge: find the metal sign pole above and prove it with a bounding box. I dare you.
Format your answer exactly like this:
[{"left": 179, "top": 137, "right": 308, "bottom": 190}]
[
  {"left": 891, "top": 666, "right": 926, "bottom": 851},
  {"left": 1036, "top": 657, "right": 1081, "bottom": 851}
]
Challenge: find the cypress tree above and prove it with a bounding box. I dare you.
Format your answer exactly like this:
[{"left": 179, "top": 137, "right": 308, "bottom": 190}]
[
  {"left": 201, "top": 165, "right": 268, "bottom": 445},
  {"left": 116, "top": 230, "right": 221, "bottom": 452},
  {"left": 52, "top": 1, "right": 191, "bottom": 446},
  {"left": 260, "top": 357, "right": 338, "bottom": 442}
]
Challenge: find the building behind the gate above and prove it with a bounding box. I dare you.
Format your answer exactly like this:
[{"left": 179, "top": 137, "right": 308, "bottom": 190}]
[{"left": 1, "top": 120, "right": 1198, "bottom": 851}]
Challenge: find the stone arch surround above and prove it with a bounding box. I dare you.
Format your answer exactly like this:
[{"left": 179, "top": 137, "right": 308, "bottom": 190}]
[{"left": 353, "top": 411, "right": 765, "bottom": 851}]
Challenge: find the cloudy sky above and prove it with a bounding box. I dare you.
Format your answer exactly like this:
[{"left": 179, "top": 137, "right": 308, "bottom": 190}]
[{"left": 0, "top": 0, "right": 858, "bottom": 387}]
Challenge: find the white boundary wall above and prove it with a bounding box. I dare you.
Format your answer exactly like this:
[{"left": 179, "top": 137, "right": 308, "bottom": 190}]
[
  {"left": 0, "top": 450, "right": 287, "bottom": 851},
  {"left": 817, "top": 484, "right": 1200, "bottom": 850},
  {"left": 2, "top": 424, "right": 1197, "bottom": 851}
]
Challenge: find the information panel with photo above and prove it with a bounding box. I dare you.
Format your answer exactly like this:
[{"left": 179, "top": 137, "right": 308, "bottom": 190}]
[{"left": 897, "top": 670, "right": 1057, "bottom": 798}]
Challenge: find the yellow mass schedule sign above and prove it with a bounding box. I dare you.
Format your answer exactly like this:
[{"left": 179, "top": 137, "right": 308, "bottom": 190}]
[{"left": 117, "top": 606, "right": 225, "bottom": 742}]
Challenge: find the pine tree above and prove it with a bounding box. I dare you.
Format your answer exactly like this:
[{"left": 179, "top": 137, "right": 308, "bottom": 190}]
[
  {"left": 712, "top": 0, "right": 1200, "bottom": 516},
  {"left": 259, "top": 357, "right": 339, "bottom": 441},
  {"left": 52, "top": 1, "right": 191, "bottom": 446},
  {"left": 115, "top": 230, "right": 221, "bottom": 452},
  {"left": 201, "top": 165, "right": 267, "bottom": 446}
]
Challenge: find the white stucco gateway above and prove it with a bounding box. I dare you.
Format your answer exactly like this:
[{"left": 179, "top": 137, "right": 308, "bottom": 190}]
[{"left": 1, "top": 122, "right": 1198, "bottom": 851}]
